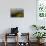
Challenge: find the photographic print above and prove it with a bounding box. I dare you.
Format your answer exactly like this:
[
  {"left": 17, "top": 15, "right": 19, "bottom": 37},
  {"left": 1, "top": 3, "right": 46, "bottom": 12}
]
[{"left": 10, "top": 8, "right": 24, "bottom": 17}]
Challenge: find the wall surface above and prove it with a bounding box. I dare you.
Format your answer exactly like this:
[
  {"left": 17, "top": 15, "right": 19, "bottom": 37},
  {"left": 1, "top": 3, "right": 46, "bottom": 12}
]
[{"left": 0, "top": 0, "right": 36, "bottom": 42}]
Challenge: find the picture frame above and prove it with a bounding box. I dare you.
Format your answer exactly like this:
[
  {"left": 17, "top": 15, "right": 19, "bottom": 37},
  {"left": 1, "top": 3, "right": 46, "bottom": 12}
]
[{"left": 10, "top": 8, "right": 24, "bottom": 17}]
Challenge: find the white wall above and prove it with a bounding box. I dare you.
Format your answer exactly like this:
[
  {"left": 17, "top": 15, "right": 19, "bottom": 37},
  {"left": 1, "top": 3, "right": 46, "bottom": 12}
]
[{"left": 0, "top": 0, "right": 36, "bottom": 42}]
